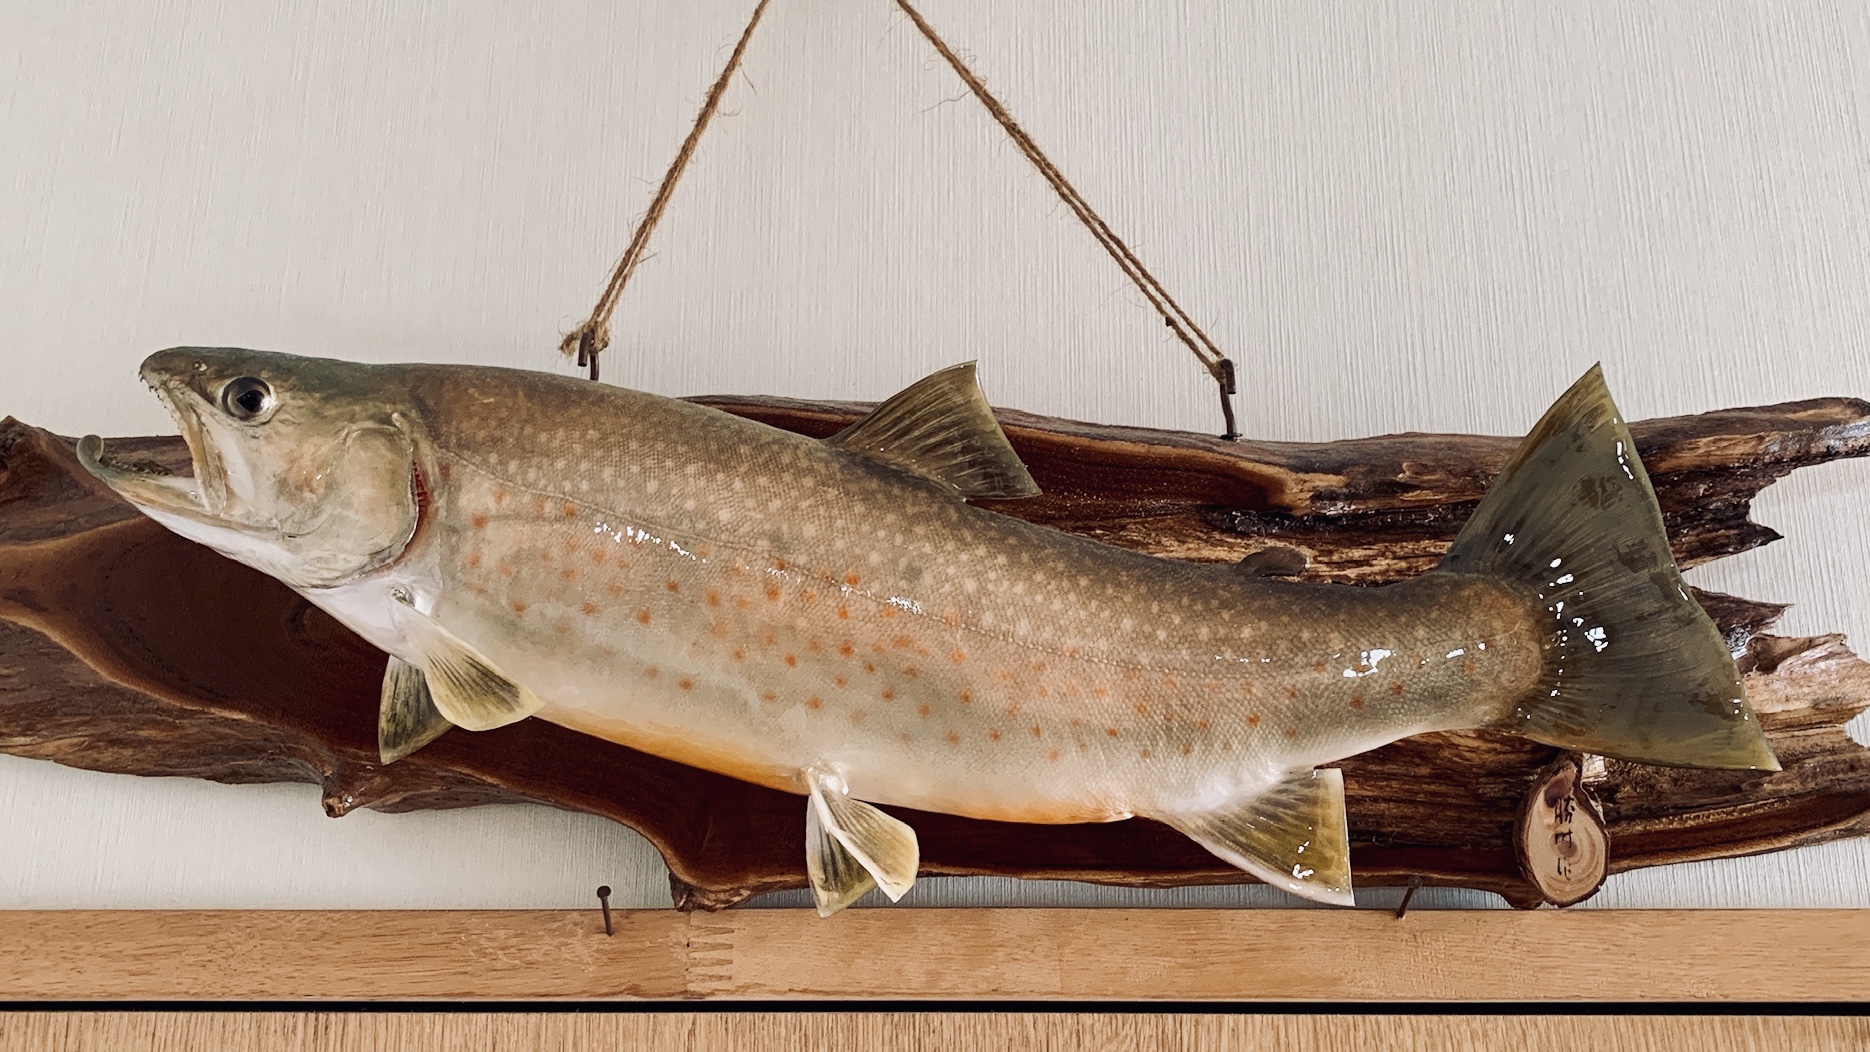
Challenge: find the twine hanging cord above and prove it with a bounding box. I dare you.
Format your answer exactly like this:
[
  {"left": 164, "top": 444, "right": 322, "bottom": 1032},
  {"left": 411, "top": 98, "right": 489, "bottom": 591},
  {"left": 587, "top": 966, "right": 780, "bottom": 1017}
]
[
  {"left": 560, "top": 0, "right": 1240, "bottom": 438},
  {"left": 559, "top": 0, "right": 774, "bottom": 382}
]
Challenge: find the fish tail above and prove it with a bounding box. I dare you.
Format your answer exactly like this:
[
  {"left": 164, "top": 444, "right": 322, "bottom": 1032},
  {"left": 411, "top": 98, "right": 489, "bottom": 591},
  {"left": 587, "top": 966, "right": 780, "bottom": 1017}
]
[{"left": 1440, "top": 365, "right": 1779, "bottom": 771}]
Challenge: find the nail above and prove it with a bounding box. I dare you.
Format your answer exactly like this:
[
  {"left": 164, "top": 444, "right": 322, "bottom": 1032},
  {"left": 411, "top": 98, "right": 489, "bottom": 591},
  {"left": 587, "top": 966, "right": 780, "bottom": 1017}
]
[
  {"left": 1394, "top": 875, "right": 1422, "bottom": 919},
  {"left": 597, "top": 884, "right": 614, "bottom": 937}
]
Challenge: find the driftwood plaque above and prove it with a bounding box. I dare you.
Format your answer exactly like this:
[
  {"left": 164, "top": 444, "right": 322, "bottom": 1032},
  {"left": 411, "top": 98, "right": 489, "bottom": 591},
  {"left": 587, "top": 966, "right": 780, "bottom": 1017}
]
[{"left": 1, "top": 393, "right": 1867, "bottom": 910}]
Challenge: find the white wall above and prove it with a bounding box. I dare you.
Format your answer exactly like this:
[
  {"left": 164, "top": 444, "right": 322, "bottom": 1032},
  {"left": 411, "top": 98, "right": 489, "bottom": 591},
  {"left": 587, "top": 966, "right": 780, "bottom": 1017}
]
[{"left": 1, "top": 0, "right": 1866, "bottom": 910}]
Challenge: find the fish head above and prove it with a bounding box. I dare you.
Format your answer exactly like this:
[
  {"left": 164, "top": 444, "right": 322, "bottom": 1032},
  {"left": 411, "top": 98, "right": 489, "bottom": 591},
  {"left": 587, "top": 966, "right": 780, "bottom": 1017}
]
[{"left": 79, "top": 347, "right": 423, "bottom": 589}]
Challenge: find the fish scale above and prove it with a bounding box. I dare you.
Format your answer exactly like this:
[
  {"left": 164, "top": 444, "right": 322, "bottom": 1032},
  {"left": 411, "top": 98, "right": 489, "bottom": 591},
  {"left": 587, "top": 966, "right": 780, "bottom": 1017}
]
[{"left": 83, "top": 349, "right": 1779, "bottom": 910}]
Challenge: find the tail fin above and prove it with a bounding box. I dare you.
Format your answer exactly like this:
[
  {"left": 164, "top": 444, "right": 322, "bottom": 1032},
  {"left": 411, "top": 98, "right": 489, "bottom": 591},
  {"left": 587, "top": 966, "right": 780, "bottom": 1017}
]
[{"left": 1441, "top": 365, "right": 1778, "bottom": 771}]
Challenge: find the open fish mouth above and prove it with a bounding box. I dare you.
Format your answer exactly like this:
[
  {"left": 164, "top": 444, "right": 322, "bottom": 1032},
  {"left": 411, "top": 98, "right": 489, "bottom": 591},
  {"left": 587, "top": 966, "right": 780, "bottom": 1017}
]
[{"left": 77, "top": 379, "right": 236, "bottom": 526}]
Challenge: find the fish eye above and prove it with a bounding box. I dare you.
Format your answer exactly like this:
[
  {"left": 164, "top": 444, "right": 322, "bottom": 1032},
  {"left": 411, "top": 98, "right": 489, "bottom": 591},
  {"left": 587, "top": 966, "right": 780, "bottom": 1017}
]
[{"left": 219, "top": 376, "right": 275, "bottom": 421}]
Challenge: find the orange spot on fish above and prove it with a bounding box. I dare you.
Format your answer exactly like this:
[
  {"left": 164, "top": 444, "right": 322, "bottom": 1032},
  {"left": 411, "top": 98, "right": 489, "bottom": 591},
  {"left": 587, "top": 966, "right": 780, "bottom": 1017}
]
[
  {"left": 839, "top": 643, "right": 854, "bottom": 657},
  {"left": 510, "top": 600, "right": 528, "bottom": 615},
  {"left": 608, "top": 582, "right": 625, "bottom": 597},
  {"left": 1285, "top": 687, "right": 1299, "bottom": 701},
  {"left": 918, "top": 703, "right": 932, "bottom": 718},
  {"left": 995, "top": 667, "right": 1012, "bottom": 683},
  {"left": 1139, "top": 748, "right": 1152, "bottom": 759},
  {"left": 471, "top": 513, "right": 488, "bottom": 530},
  {"left": 1463, "top": 659, "right": 1479, "bottom": 676},
  {"left": 808, "top": 640, "right": 822, "bottom": 654},
  {"left": 951, "top": 649, "right": 966, "bottom": 665},
  {"left": 1036, "top": 685, "right": 1050, "bottom": 699},
  {"left": 733, "top": 647, "right": 746, "bottom": 662},
  {"left": 735, "top": 596, "right": 751, "bottom": 610},
  {"left": 1284, "top": 726, "right": 1298, "bottom": 738},
  {"left": 759, "top": 631, "right": 776, "bottom": 646},
  {"left": 1093, "top": 684, "right": 1109, "bottom": 699},
  {"left": 945, "top": 731, "right": 961, "bottom": 746},
  {"left": 1047, "top": 750, "right": 1060, "bottom": 763},
  {"left": 834, "top": 675, "right": 848, "bottom": 687},
  {"left": 1007, "top": 702, "right": 1023, "bottom": 717},
  {"left": 562, "top": 568, "right": 578, "bottom": 582},
  {"left": 1132, "top": 702, "right": 1151, "bottom": 717},
  {"left": 943, "top": 609, "right": 961, "bottom": 627},
  {"left": 893, "top": 635, "right": 913, "bottom": 650},
  {"left": 958, "top": 691, "right": 972, "bottom": 704},
  {"left": 1031, "top": 660, "right": 1047, "bottom": 673},
  {"left": 903, "top": 665, "right": 919, "bottom": 679},
  {"left": 1161, "top": 675, "right": 1178, "bottom": 689},
  {"left": 492, "top": 488, "right": 507, "bottom": 506},
  {"left": 765, "top": 586, "right": 780, "bottom": 602},
  {"left": 1311, "top": 662, "right": 1327, "bottom": 674},
  {"left": 1240, "top": 682, "right": 1256, "bottom": 697},
  {"left": 1105, "top": 726, "right": 1119, "bottom": 738},
  {"left": 706, "top": 590, "right": 721, "bottom": 607},
  {"left": 987, "top": 728, "right": 1001, "bottom": 742},
  {"left": 844, "top": 573, "right": 860, "bottom": 586},
  {"left": 772, "top": 557, "right": 787, "bottom": 571},
  {"left": 784, "top": 654, "right": 797, "bottom": 667},
  {"left": 806, "top": 696, "right": 822, "bottom": 711},
  {"left": 1246, "top": 713, "right": 1260, "bottom": 727},
  {"left": 644, "top": 666, "right": 659, "bottom": 678},
  {"left": 665, "top": 580, "right": 680, "bottom": 593},
  {"left": 882, "top": 607, "right": 898, "bottom": 620},
  {"left": 678, "top": 677, "right": 693, "bottom": 691},
  {"left": 1390, "top": 682, "right": 1405, "bottom": 696},
  {"left": 871, "top": 641, "right": 887, "bottom": 655},
  {"left": 1197, "top": 718, "right": 1211, "bottom": 730},
  {"left": 900, "top": 733, "right": 914, "bottom": 746},
  {"left": 837, "top": 607, "right": 850, "bottom": 619},
  {"left": 761, "top": 689, "right": 777, "bottom": 703},
  {"left": 802, "top": 589, "right": 817, "bottom": 603},
  {"left": 1030, "top": 725, "right": 1043, "bottom": 738},
  {"left": 465, "top": 552, "right": 481, "bottom": 568},
  {"left": 590, "top": 549, "right": 606, "bottom": 565},
  {"left": 863, "top": 661, "right": 876, "bottom": 674},
  {"left": 1181, "top": 744, "right": 1193, "bottom": 757},
  {"left": 636, "top": 609, "right": 652, "bottom": 624},
  {"left": 882, "top": 688, "right": 896, "bottom": 701},
  {"left": 710, "top": 622, "right": 728, "bottom": 639},
  {"left": 581, "top": 601, "right": 599, "bottom": 616},
  {"left": 1350, "top": 695, "right": 1365, "bottom": 710}
]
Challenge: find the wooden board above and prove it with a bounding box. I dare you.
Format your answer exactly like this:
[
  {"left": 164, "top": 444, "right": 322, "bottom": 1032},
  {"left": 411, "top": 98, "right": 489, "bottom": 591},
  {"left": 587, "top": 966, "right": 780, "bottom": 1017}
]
[
  {"left": 1, "top": 1012, "right": 1863, "bottom": 1052},
  {"left": 6, "top": 394, "right": 1870, "bottom": 911},
  {"left": 2, "top": 909, "right": 1867, "bottom": 1002}
]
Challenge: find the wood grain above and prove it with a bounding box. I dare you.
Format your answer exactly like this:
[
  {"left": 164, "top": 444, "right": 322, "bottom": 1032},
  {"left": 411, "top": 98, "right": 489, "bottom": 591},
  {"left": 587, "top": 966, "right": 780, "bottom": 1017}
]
[
  {"left": 1, "top": 1013, "right": 1863, "bottom": 1052},
  {"left": 2, "top": 909, "right": 1867, "bottom": 1002}
]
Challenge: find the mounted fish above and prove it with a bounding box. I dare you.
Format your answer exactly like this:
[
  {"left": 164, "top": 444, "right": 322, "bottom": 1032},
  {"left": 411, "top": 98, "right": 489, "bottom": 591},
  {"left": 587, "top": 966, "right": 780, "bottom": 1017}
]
[{"left": 79, "top": 349, "right": 1777, "bottom": 913}]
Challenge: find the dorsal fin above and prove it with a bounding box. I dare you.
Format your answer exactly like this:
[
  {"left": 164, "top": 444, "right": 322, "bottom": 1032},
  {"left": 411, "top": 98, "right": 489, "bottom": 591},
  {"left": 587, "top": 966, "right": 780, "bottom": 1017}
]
[{"left": 825, "top": 363, "right": 1040, "bottom": 499}]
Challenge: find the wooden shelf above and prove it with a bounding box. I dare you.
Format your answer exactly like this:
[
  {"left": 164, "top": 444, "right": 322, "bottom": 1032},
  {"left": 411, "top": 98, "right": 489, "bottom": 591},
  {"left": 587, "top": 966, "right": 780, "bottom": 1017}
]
[{"left": 2, "top": 908, "right": 1866, "bottom": 1002}]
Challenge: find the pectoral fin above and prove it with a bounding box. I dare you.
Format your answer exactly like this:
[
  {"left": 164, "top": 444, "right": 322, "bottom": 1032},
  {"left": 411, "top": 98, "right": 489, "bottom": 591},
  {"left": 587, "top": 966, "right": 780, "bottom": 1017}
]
[
  {"left": 804, "top": 767, "right": 919, "bottom": 917},
  {"left": 377, "top": 656, "right": 452, "bottom": 763},
  {"left": 391, "top": 597, "right": 544, "bottom": 731},
  {"left": 1158, "top": 767, "right": 1353, "bottom": 906}
]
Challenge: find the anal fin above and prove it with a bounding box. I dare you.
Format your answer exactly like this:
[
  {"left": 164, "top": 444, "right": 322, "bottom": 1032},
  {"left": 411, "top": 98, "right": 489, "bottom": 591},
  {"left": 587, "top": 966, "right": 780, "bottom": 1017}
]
[
  {"left": 378, "top": 656, "right": 452, "bottom": 763},
  {"left": 1158, "top": 768, "right": 1353, "bottom": 906},
  {"left": 391, "top": 595, "right": 544, "bottom": 731},
  {"left": 805, "top": 766, "right": 919, "bottom": 917}
]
